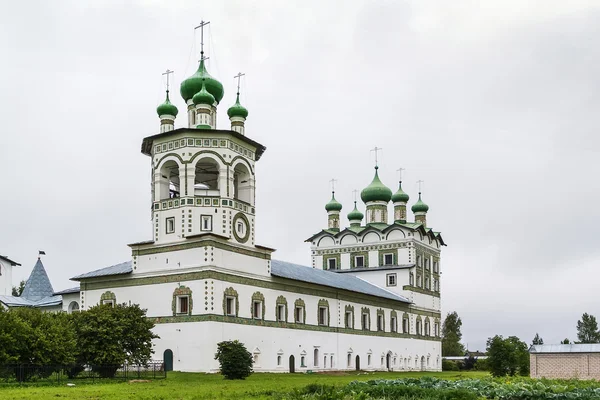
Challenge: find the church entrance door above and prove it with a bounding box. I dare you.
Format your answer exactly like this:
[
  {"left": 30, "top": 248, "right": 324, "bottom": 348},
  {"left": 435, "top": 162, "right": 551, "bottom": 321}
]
[
  {"left": 289, "top": 355, "right": 295, "bottom": 373},
  {"left": 355, "top": 355, "right": 360, "bottom": 371},
  {"left": 164, "top": 349, "right": 173, "bottom": 372}
]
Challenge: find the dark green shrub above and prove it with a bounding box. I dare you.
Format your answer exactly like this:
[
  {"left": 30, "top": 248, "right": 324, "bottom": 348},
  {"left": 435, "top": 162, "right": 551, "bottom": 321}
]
[
  {"left": 214, "top": 340, "right": 253, "bottom": 380},
  {"left": 442, "top": 359, "right": 459, "bottom": 371}
]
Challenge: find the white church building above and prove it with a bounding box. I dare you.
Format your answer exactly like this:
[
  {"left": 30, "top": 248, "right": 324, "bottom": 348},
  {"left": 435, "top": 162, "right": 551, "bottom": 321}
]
[{"left": 3, "top": 28, "right": 446, "bottom": 373}]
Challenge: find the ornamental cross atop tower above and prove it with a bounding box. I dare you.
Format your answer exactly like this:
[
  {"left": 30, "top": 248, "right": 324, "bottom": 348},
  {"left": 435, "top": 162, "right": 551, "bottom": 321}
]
[
  {"left": 194, "top": 20, "right": 210, "bottom": 58},
  {"left": 417, "top": 179, "right": 424, "bottom": 192},
  {"left": 162, "top": 69, "right": 174, "bottom": 91},
  {"left": 370, "top": 147, "right": 382, "bottom": 166},
  {"left": 329, "top": 178, "right": 338, "bottom": 192},
  {"left": 397, "top": 168, "right": 405, "bottom": 182},
  {"left": 234, "top": 72, "right": 245, "bottom": 94}
]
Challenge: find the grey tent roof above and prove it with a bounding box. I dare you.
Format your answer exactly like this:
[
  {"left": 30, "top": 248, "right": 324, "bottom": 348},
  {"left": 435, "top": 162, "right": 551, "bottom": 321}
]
[
  {"left": 54, "top": 286, "right": 80, "bottom": 295},
  {"left": 71, "top": 261, "right": 133, "bottom": 280},
  {"left": 0, "top": 294, "right": 62, "bottom": 308},
  {"left": 530, "top": 344, "right": 600, "bottom": 353},
  {"left": 21, "top": 258, "right": 54, "bottom": 301},
  {"left": 271, "top": 260, "right": 411, "bottom": 303}
]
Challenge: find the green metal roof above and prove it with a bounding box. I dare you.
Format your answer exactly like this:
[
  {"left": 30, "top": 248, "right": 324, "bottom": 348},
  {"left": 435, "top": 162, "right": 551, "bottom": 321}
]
[
  {"left": 227, "top": 93, "right": 249, "bottom": 118},
  {"left": 411, "top": 192, "right": 429, "bottom": 213},
  {"left": 391, "top": 181, "right": 410, "bottom": 203},
  {"left": 361, "top": 166, "right": 392, "bottom": 203},
  {"left": 325, "top": 192, "right": 343, "bottom": 212},
  {"left": 192, "top": 80, "right": 216, "bottom": 105},
  {"left": 156, "top": 90, "right": 178, "bottom": 117},
  {"left": 180, "top": 58, "right": 224, "bottom": 103}
]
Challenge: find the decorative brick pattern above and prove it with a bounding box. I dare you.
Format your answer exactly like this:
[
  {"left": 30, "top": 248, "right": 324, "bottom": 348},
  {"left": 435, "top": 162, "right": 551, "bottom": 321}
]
[{"left": 531, "top": 353, "right": 600, "bottom": 380}]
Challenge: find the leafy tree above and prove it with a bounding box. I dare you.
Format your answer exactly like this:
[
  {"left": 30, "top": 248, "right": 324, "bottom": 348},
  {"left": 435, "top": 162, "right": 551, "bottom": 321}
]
[
  {"left": 74, "top": 303, "right": 158, "bottom": 377},
  {"left": 576, "top": 313, "right": 600, "bottom": 343},
  {"left": 441, "top": 359, "right": 459, "bottom": 371},
  {"left": 486, "top": 335, "right": 529, "bottom": 377},
  {"left": 11, "top": 280, "right": 25, "bottom": 296},
  {"left": 561, "top": 338, "right": 571, "bottom": 344},
  {"left": 214, "top": 340, "right": 253, "bottom": 379},
  {"left": 442, "top": 311, "right": 465, "bottom": 356},
  {"left": 532, "top": 333, "right": 544, "bottom": 345}
]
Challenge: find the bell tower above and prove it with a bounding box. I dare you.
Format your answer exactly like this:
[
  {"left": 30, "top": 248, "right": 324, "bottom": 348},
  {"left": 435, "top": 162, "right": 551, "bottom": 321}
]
[{"left": 146, "top": 24, "right": 265, "bottom": 248}]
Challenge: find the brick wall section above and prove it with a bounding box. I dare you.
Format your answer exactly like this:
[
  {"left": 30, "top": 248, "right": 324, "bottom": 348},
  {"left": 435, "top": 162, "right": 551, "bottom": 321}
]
[{"left": 531, "top": 353, "right": 600, "bottom": 380}]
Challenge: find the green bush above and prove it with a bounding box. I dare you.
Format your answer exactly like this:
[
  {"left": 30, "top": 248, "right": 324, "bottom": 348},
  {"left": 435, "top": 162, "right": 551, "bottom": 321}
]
[
  {"left": 474, "top": 358, "right": 489, "bottom": 371},
  {"left": 214, "top": 340, "right": 253, "bottom": 380},
  {"left": 441, "top": 359, "right": 459, "bottom": 371}
]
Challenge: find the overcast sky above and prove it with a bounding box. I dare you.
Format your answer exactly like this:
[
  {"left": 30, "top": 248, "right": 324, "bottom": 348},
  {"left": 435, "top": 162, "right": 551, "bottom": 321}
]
[{"left": 2, "top": 0, "right": 600, "bottom": 351}]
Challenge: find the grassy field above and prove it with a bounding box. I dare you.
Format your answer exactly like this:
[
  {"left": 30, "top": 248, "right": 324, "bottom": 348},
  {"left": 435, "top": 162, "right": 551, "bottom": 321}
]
[{"left": 0, "top": 371, "right": 489, "bottom": 400}]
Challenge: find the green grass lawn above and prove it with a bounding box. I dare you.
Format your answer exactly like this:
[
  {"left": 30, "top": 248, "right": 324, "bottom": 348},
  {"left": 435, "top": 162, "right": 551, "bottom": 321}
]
[{"left": 0, "top": 371, "right": 489, "bottom": 400}]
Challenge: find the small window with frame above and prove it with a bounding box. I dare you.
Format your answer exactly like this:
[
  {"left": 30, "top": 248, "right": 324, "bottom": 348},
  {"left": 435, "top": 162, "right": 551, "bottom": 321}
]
[
  {"left": 225, "top": 297, "right": 236, "bottom": 316},
  {"left": 277, "top": 304, "right": 286, "bottom": 322},
  {"left": 377, "top": 314, "right": 384, "bottom": 331},
  {"left": 386, "top": 273, "right": 397, "bottom": 287},
  {"left": 327, "top": 258, "right": 337, "bottom": 270},
  {"left": 252, "top": 301, "right": 262, "bottom": 320},
  {"left": 383, "top": 253, "right": 394, "bottom": 266},
  {"left": 362, "top": 313, "right": 369, "bottom": 330},
  {"left": 201, "top": 215, "right": 212, "bottom": 231},
  {"left": 318, "top": 307, "right": 328, "bottom": 326},
  {"left": 102, "top": 299, "right": 115, "bottom": 307},
  {"left": 391, "top": 317, "right": 397, "bottom": 332},
  {"left": 166, "top": 217, "right": 175, "bottom": 234},
  {"left": 177, "top": 296, "right": 189, "bottom": 314},
  {"left": 355, "top": 256, "right": 364, "bottom": 268},
  {"left": 345, "top": 311, "right": 353, "bottom": 329},
  {"left": 295, "top": 306, "right": 304, "bottom": 323}
]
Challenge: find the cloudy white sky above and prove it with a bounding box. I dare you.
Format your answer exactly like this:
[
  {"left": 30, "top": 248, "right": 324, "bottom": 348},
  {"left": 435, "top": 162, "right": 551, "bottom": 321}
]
[{"left": 2, "top": 0, "right": 600, "bottom": 351}]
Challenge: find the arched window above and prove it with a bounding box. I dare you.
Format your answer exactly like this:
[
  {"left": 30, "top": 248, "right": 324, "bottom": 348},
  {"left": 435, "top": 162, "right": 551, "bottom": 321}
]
[
  {"left": 194, "top": 157, "right": 220, "bottom": 195},
  {"left": 314, "top": 348, "right": 319, "bottom": 367},
  {"left": 233, "top": 162, "right": 252, "bottom": 203},
  {"left": 68, "top": 301, "right": 79, "bottom": 313},
  {"left": 159, "top": 160, "right": 180, "bottom": 200},
  {"left": 172, "top": 286, "right": 193, "bottom": 316}
]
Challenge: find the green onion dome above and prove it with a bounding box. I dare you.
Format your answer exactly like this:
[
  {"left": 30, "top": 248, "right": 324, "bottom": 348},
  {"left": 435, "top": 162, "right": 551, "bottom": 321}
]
[
  {"left": 192, "top": 80, "right": 215, "bottom": 106},
  {"left": 180, "top": 58, "right": 224, "bottom": 103},
  {"left": 156, "top": 91, "right": 178, "bottom": 117},
  {"left": 325, "top": 192, "right": 343, "bottom": 212},
  {"left": 227, "top": 93, "right": 249, "bottom": 119},
  {"left": 391, "top": 181, "right": 410, "bottom": 203},
  {"left": 411, "top": 193, "right": 429, "bottom": 213},
  {"left": 347, "top": 201, "right": 364, "bottom": 221},
  {"left": 361, "top": 166, "right": 392, "bottom": 203}
]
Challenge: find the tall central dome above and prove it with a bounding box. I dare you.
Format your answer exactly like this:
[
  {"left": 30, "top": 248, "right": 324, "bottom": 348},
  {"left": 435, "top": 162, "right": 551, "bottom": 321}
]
[{"left": 180, "top": 58, "right": 224, "bottom": 104}]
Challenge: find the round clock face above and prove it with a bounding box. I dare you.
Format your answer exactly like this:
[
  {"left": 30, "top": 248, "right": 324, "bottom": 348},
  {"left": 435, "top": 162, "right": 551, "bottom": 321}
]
[{"left": 232, "top": 213, "right": 250, "bottom": 243}]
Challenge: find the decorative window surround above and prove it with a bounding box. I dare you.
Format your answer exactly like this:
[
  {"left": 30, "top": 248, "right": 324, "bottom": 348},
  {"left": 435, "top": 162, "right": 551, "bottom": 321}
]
[
  {"left": 361, "top": 307, "right": 371, "bottom": 331},
  {"left": 222, "top": 287, "right": 239, "bottom": 317},
  {"left": 251, "top": 291, "right": 265, "bottom": 320},
  {"left": 376, "top": 308, "right": 385, "bottom": 332},
  {"left": 275, "top": 295, "right": 288, "bottom": 322},
  {"left": 344, "top": 304, "right": 354, "bottom": 329},
  {"left": 172, "top": 286, "right": 193, "bottom": 316},
  {"left": 294, "top": 299, "right": 305, "bottom": 324},
  {"left": 318, "top": 299, "right": 330, "bottom": 327},
  {"left": 100, "top": 291, "right": 116, "bottom": 306}
]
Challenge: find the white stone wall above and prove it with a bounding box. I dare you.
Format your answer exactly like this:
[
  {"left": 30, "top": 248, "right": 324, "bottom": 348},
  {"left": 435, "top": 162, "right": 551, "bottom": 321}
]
[
  {"left": 153, "top": 321, "right": 441, "bottom": 373},
  {"left": 0, "top": 259, "right": 14, "bottom": 296}
]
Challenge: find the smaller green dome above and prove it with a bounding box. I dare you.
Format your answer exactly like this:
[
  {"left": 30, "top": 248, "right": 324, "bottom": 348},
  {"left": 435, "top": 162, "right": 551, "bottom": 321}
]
[
  {"left": 411, "top": 193, "right": 429, "bottom": 213},
  {"left": 361, "top": 166, "right": 392, "bottom": 203},
  {"left": 347, "top": 201, "right": 364, "bottom": 221},
  {"left": 156, "top": 91, "right": 178, "bottom": 117},
  {"left": 192, "top": 80, "right": 215, "bottom": 106},
  {"left": 391, "top": 181, "right": 410, "bottom": 203},
  {"left": 227, "top": 93, "right": 249, "bottom": 119},
  {"left": 325, "top": 192, "right": 343, "bottom": 212},
  {"left": 180, "top": 58, "right": 224, "bottom": 103}
]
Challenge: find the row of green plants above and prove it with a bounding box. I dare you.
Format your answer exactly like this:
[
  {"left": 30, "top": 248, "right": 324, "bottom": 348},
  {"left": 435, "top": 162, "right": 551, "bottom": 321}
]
[
  {"left": 279, "top": 377, "right": 600, "bottom": 400},
  {"left": 0, "top": 304, "right": 157, "bottom": 380}
]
